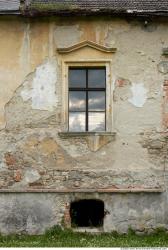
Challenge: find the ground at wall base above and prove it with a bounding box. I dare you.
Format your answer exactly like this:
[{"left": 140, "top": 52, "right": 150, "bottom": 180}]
[{"left": 0, "top": 227, "right": 168, "bottom": 247}]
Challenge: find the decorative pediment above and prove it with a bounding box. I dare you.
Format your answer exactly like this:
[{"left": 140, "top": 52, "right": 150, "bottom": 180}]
[{"left": 57, "top": 40, "right": 117, "bottom": 54}]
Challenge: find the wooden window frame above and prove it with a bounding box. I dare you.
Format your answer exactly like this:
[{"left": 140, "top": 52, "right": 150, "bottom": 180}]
[
  {"left": 68, "top": 67, "right": 106, "bottom": 132},
  {"left": 61, "top": 60, "right": 113, "bottom": 133}
]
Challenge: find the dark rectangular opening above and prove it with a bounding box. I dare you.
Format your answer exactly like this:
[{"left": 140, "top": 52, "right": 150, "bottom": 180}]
[{"left": 70, "top": 199, "right": 104, "bottom": 228}]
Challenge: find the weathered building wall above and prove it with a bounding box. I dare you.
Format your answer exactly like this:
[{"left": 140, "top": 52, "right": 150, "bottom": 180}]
[
  {"left": 0, "top": 16, "right": 168, "bottom": 233},
  {"left": 0, "top": 192, "right": 166, "bottom": 235}
]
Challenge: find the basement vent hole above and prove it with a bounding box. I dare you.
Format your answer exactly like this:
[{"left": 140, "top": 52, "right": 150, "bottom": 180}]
[{"left": 70, "top": 199, "right": 104, "bottom": 228}]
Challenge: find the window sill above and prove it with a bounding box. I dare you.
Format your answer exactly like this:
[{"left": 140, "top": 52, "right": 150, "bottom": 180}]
[
  {"left": 58, "top": 132, "right": 116, "bottom": 151},
  {"left": 58, "top": 131, "right": 116, "bottom": 138}
]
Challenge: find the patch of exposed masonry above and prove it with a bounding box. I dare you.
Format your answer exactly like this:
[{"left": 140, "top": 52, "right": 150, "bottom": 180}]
[
  {"left": 139, "top": 130, "right": 168, "bottom": 165},
  {"left": 0, "top": 127, "right": 165, "bottom": 190}
]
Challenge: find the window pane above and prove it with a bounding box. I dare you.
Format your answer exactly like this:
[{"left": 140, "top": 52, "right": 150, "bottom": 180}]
[
  {"left": 69, "top": 91, "right": 86, "bottom": 111},
  {"left": 88, "top": 69, "right": 106, "bottom": 88},
  {"left": 89, "top": 112, "right": 105, "bottom": 131},
  {"left": 69, "top": 69, "right": 86, "bottom": 88},
  {"left": 88, "top": 91, "right": 105, "bottom": 111},
  {"left": 69, "top": 112, "right": 85, "bottom": 132}
]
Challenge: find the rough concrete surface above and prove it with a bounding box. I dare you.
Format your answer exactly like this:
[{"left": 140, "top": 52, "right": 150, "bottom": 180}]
[{"left": 0, "top": 193, "right": 167, "bottom": 234}]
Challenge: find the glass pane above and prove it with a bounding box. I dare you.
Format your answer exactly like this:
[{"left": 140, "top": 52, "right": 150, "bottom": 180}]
[
  {"left": 88, "top": 91, "right": 105, "bottom": 111},
  {"left": 88, "top": 69, "right": 106, "bottom": 88},
  {"left": 69, "top": 69, "right": 86, "bottom": 88},
  {"left": 69, "top": 112, "right": 85, "bottom": 132},
  {"left": 89, "top": 112, "right": 105, "bottom": 131},
  {"left": 69, "top": 91, "right": 86, "bottom": 111}
]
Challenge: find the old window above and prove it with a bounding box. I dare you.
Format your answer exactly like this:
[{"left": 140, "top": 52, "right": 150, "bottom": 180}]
[
  {"left": 70, "top": 199, "right": 104, "bottom": 228},
  {"left": 69, "top": 67, "right": 106, "bottom": 132},
  {"left": 57, "top": 41, "right": 116, "bottom": 150}
]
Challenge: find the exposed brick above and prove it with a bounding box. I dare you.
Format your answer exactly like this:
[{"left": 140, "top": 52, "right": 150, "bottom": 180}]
[
  {"left": 14, "top": 170, "right": 22, "bottom": 182},
  {"left": 4, "top": 153, "right": 16, "bottom": 168},
  {"left": 116, "top": 78, "right": 130, "bottom": 87},
  {"left": 64, "top": 203, "right": 71, "bottom": 228}
]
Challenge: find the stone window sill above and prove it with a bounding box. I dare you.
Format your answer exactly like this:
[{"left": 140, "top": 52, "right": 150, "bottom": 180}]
[
  {"left": 58, "top": 131, "right": 116, "bottom": 138},
  {"left": 58, "top": 132, "right": 116, "bottom": 151}
]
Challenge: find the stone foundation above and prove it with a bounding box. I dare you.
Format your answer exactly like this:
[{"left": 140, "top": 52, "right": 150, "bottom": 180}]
[{"left": 0, "top": 191, "right": 166, "bottom": 235}]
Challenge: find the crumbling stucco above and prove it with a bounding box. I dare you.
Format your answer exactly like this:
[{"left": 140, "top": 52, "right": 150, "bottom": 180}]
[
  {"left": 0, "top": 16, "right": 167, "bottom": 234},
  {"left": 20, "top": 60, "right": 58, "bottom": 111},
  {"left": 4, "top": 59, "right": 61, "bottom": 130},
  {"left": 128, "top": 83, "right": 148, "bottom": 108},
  {"left": 158, "top": 61, "right": 168, "bottom": 74}
]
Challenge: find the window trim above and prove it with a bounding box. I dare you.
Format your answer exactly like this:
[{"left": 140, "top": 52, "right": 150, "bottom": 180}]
[{"left": 61, "top": 60, "right": 113, "bottom": 133}]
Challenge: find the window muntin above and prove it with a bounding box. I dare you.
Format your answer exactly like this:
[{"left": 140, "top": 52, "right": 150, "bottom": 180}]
[{"left": 69, "top": 67, "right": 106, "bottom": 132}]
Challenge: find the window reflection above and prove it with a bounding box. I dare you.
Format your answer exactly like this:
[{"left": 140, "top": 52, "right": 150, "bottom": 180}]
[
  {"left": 89, "top": 112, "right": 105, "bottom": 131},
  {"left": 69, "top": 67, "right": 106, "bottom": 132},
  {"left": 88, "top": 91, "right": 105, "bottom": 111},
  {"left": 69, "top": 69, "right": 86, "bottom": 88},
  {"left": 88, "top": 69, "right": 105, "bottom": 88},
  {"left": 69, "top": 91, "right": 86, "bottom": 111},
  {"left": 69, "top": 112, "right": 85, "bottom": 132}
]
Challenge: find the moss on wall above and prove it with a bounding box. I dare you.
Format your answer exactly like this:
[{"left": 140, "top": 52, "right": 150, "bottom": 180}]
[{"left": 30, "top": 2, "right": 78, "bottom": 11}]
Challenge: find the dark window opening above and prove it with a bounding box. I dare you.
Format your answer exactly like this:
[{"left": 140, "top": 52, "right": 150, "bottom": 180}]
[
  {"left": 68, "top": 67, "right": 106, "bottom": 132},
  {"left": 70, "top": 199, "right": 104, "bottom": 228}
]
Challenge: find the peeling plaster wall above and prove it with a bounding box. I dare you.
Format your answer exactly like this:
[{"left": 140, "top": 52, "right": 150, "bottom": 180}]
[
  {"left": 0, "top": 16, "right": 168, "bottom": 233},
  {"left": 20, "top": 60, "right": 58, "bottom": 111},
  {"left": 128, "top": 83, "right": 148, "bottom": 108}
]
